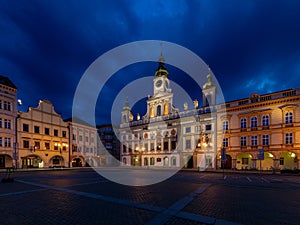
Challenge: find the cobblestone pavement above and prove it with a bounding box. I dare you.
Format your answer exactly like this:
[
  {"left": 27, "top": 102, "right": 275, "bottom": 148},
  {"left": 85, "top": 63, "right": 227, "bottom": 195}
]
[{"left": 0, "top": 168, "right": 299, "bottom": 225}]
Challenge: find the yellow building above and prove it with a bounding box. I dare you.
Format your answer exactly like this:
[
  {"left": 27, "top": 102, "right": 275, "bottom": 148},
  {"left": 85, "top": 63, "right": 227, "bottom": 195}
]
[
  {"left": 0, "top": 76, "right": 17, "bottom": 168},
  {"left": 17, "top": 100, "right": 69, "bottom": 168},
  {"left": 217, "top": 89, "right": 300, "bottom": 171}
]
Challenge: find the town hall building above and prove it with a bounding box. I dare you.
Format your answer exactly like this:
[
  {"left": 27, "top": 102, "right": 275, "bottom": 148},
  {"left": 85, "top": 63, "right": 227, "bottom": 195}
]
[{"left": 119, "top": 53, "right": 218, "bottom": 169}]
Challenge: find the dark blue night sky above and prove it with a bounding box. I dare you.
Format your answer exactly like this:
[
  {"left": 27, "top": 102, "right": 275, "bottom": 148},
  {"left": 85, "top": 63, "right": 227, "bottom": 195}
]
[{"left": 0, "top": 0, "right": 300, "bottom": 124}]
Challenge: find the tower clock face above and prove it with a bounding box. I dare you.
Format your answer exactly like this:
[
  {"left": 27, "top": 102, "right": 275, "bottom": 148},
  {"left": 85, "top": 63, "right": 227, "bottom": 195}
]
[{"left": 155, "top": 79, "right": 162, "bottom": 88}]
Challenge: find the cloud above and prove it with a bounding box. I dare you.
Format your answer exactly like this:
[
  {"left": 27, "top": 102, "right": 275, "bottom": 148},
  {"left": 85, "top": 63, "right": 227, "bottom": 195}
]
[{"left": 1, "top": 0, "right": 300, "bottom": 123}]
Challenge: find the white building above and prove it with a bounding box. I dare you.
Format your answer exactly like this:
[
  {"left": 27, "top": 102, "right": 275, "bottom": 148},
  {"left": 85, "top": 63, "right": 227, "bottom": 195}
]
[
  {"left": 66, "top": 118, "right": 98, "bottom": 167},
  {"left": 119, "top": 54, "right": 218, "bottom": 169},
  {"left": 0, "top": 76, "right": 17, "bottom": 168}
]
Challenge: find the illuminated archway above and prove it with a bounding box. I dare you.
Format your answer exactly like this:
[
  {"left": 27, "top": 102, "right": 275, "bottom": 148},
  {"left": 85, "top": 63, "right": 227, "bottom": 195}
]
[
  {"left": 279, "top": 152, "right": 297, "bottom": 170},
  {"left": 259, "top": 152, "right": 274, "bottom": 171},
  {"left": 236, "top": 153, "right": 252, "bottom": 170}
]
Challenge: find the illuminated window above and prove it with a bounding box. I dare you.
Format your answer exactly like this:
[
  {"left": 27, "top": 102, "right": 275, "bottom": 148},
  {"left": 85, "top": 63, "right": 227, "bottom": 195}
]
[
  {"left": 3, "top": 101, "right": 11, "bottom": 111},
  {"left": 157, "top": 142, "right": 161, "bottom": 151},
  {"left": 171, "top": 157, "right": 176, "bottom": 166},
  {"left": 223, "top": 138, "right": 228, "bottom": 147},
  {"left": 251, "top": 117, "right": 257, "bottom": 127},
  {"left": 240, "top": 118, "right": 247, "bottom": 128},
  {"left": 262, "top": 134, "right": 269, "bottom": 146},
  {"left": 4, "top": 119, "right": 11, "bottom": 129},
  {"left": 150, "top": 106, "right": 154, "bottom": 118},
  {"left": 164, "top": 102, "right": 169, "bottom": 115},
  {"left": 285, "top": 112, "right": 293, "bottom": 124},
  {"left": 262, "top": 115, "right": 269, "bottom": 126},
  {"left": 251, "top": 136, "right": 258, "bottom": 146},
  {"left": 34, "top": 141, "right": 40, "bottom": 149},
  {"left": 240, "top": 136, "right": 247, "bottom": 147},
  {"left": 285, "top": 133, "right": 293, "bottom": 144},
  {"left": 4, "top": 137, "right": 11, "bottom": 147},
  {"left": 242, "top": 158, "right": 249, "bottom": 165},
  {"left": 280, "top": 157, "right": 284, "bottom": 165},
  {"left": 150, "top": 157, "right": 155, "bottom": 165},
  {"left": 45, "top": 142, "right": 50, "bottom": 150},
  {"left": 223, "top": 120, "right": 229, "bottom": 130}
]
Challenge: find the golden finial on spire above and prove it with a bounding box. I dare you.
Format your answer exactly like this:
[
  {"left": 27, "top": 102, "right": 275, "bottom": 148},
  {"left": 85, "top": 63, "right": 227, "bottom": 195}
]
[{"left": 203, "top": 66, "right": 215, "bottom": 89}]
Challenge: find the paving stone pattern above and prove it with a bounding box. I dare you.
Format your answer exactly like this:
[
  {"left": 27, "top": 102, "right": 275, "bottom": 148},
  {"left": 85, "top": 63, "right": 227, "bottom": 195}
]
[{"left": 0, "top": 169, "right": 299, "bottom": 225}]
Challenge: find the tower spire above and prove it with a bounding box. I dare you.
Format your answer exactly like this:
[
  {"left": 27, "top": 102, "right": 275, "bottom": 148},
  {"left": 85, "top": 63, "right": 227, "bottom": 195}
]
[
  {"left": 155, "top": 43, "right": 168, "bottom": 77},
  {"left": 122, "top": 97, "right": 131, "bottom": 111}
]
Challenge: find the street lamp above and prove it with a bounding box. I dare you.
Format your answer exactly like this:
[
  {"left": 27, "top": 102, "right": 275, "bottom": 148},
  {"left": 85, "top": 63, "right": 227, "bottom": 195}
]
[
  {"left": 196, "top": 132, "right": 209, "bottom": 150},
  {"left": 135, "top": 144, "right": 145, "bottom": 166},
  {"left": 30, "top": 145, "right": 36, "bottom": 152},
  {"left": 54, "top": 143, "right": 62, "bottom": 154}
]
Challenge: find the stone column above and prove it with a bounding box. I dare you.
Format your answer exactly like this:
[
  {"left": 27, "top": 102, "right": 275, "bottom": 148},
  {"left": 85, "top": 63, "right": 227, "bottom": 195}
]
[
  {"left": 232, "top": 158, "right": 237, "bottom": 170},
  {"left": 273, "top": 159, "right": 280, "bottom": 171},
  {"left": 252, "top": 159, "right": 257, "bottom": 170}
]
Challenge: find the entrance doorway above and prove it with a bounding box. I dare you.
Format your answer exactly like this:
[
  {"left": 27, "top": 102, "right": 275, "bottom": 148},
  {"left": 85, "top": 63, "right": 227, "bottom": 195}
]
[
  {"left": 221, "top": 154, "right": 232, "bottom": 169},
  {"left": 72, "top": 158, "right": 82, "bottom": 167}
]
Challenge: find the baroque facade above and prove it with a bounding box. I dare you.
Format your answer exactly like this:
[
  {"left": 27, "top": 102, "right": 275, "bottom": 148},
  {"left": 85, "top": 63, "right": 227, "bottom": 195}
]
[
  {"left": 0, "top": 76, "right": 17, "bottom": 168},
  {"left": 217, "top": 89, "right": 300, "bottom": 171},
  {"left": 17, "top": 100, "right": 69, "bottom": 168},
  {"left": 119, "top": 55, "right": 300, "bottom": 171},
  {"left": 119, "top": 54, "right": 218, "bottom": 169}
]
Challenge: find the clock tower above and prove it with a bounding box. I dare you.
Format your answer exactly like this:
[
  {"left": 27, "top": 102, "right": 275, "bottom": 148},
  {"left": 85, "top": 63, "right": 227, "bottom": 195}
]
[
  {"left": 145, "top": 52, "right": 176, "bottom": 119},
  {"left": 153, "top": 53, "right": 171, "bottom": 96}
]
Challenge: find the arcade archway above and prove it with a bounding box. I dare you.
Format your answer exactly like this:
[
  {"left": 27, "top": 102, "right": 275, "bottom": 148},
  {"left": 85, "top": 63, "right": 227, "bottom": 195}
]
[{"left": 22, "top": 155, "right": 44, "bottom": 168}]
